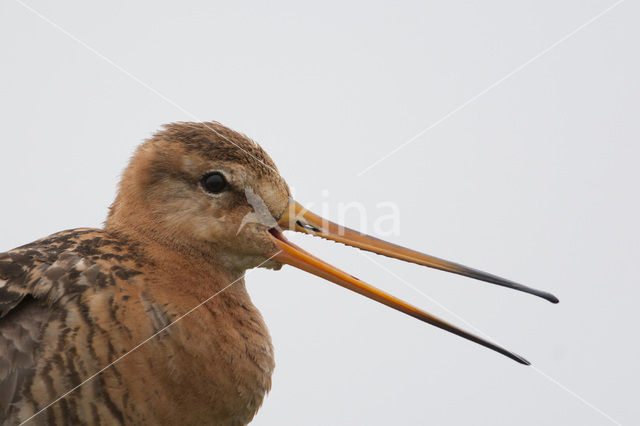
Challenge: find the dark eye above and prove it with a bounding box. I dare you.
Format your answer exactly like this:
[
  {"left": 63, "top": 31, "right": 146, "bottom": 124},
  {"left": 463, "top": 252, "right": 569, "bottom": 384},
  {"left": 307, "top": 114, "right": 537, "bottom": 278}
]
[{"left": 201, "top": 172, "right": 228, "bottom": 194}]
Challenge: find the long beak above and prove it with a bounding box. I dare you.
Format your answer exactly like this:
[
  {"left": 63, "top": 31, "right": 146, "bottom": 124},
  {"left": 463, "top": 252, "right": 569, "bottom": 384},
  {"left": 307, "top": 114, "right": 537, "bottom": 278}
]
[{"left": 268, "top": 199, "right": 559, "bottom": 365}]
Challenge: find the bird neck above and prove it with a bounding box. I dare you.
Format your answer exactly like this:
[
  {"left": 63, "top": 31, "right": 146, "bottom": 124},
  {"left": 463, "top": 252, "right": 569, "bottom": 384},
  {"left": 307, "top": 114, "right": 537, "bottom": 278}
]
[{"left": 105, "top": 210, "right": 245, "bottom": 287}]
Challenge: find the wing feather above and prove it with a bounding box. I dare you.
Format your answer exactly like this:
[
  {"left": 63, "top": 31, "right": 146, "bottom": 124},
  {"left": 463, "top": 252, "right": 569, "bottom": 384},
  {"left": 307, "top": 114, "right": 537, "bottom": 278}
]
[{"left": 0, "top": 228, "right": 142, "bottom": 421}]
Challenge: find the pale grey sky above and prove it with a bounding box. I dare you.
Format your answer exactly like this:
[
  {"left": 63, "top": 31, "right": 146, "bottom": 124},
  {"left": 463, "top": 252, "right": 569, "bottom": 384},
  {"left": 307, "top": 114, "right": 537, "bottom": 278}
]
[{"left": 1, "top": 1, "right": 638, "bottom": 425}]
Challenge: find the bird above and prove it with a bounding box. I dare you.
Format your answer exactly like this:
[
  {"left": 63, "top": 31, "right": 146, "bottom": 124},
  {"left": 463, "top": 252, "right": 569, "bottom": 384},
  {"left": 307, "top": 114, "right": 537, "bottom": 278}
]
[{"left": 0, "top": 121, "right": 558, "bottom": 425}]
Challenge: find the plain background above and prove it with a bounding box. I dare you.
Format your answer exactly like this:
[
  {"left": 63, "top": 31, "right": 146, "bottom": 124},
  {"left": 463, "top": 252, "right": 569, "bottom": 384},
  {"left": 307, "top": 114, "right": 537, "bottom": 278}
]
[{"left": 1, "top": 1, "right": 638, "bottom": 425}]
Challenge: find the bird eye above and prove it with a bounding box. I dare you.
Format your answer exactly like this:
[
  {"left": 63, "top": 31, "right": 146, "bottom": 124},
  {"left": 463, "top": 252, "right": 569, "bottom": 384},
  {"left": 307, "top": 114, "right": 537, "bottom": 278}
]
[{"left": 201, "top": 172, "right": 228, "bottom": 194}]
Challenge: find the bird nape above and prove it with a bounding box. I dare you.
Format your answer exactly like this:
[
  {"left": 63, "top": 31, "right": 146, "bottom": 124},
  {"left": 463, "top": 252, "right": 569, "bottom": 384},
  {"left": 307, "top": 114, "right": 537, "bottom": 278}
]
[{"left": 0, "top": 121, "right": 557, "bottom": 424}]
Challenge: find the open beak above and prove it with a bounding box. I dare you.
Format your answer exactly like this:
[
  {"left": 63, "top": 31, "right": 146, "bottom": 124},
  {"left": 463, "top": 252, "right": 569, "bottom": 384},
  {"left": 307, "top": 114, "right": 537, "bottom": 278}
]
[{"left": 268, "top": 199, "right": 559, "bottom": 365}]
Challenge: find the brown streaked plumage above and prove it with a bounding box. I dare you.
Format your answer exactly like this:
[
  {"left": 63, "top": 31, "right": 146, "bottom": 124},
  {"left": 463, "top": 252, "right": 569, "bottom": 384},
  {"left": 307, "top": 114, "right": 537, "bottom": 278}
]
[{"left": 0, "top": 121, "right": 557, "bottom": 425}]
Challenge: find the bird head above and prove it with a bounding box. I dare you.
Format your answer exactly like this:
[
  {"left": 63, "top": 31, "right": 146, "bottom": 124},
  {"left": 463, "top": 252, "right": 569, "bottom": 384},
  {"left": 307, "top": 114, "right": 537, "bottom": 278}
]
[
  {"left": 106, "top": 121, "right": 290, "bottom": 271},
  {"left": 106, "top": 121, "right": 558, "bottom": 365}
]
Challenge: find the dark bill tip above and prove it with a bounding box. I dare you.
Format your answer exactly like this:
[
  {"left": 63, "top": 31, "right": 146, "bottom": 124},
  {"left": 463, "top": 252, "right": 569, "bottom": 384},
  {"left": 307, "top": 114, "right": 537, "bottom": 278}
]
[
  {"left": 512, "top": 354, "right": 531, "bottom": 366},
  {"left": 455, "top": 265, "right": 559, "bottom": 304},
  {"left": 543, "top": 293, "right": 560, "bottom": 304}
]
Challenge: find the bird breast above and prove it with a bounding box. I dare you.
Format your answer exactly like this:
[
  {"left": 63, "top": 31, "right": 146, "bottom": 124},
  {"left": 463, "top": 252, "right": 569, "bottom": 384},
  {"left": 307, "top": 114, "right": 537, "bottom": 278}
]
[
  {"left": 117, "top": 278, "right": 276, "bottom": 425},
  {"left": 0, "top": 229, "right": 275, "bottom": 425}
]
